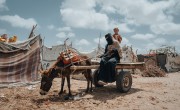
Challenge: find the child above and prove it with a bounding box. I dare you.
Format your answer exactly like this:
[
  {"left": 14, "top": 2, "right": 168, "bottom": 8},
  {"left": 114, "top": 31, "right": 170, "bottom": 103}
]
[
  {"left": 113, "top": 27, "right": 122, "bottom": 44},
  {"left": 0, "top": 34, "right": 8, "bottom": 42}
]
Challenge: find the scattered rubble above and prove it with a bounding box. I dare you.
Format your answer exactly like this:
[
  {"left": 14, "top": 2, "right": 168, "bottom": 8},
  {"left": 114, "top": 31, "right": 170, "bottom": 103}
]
[
  {"left": 0, "top": 94, "right": 9, "bottom": 102},
  {"left": 143, "top": 65, "right": 166, "bottom": 77}
]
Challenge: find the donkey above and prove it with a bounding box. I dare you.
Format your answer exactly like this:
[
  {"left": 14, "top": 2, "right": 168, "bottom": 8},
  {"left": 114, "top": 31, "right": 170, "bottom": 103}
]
[{"left": 39, "top": 55, "right": 93, "bottom": 97}]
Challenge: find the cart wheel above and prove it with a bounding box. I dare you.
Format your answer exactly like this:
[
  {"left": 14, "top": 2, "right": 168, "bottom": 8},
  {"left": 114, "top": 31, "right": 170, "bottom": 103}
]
[
  {"left": 116, "top": 71, "right": 132, "bottom": 93},
  {"left": 93, "top": 69, "right": 104, "bottom": 87}
]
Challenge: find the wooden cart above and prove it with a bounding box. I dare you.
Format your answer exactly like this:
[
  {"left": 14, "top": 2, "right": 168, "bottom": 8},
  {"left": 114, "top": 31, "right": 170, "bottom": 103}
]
[{"left": 70, "top": 62, "right": 145, "bottom": 93}]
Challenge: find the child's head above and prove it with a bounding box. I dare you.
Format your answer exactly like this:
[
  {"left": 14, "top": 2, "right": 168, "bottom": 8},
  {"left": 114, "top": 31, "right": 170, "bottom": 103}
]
[
  {"left": 113, "top": 27, "right": 119, "bottom": 34},
  {"left": 1, "top": 34, "right": 8, "bottom": 39}
]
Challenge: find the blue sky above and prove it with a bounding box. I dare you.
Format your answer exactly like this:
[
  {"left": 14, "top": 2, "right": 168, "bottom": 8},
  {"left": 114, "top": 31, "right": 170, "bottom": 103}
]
[{"left": 0, "top": 0, "right": 180, "bottom": 54}]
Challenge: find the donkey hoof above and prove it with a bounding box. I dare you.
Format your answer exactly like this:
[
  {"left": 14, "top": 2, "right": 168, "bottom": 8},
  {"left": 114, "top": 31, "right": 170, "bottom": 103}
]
[
  {"left": 64, "top": 95, "right": 69, "bottom": 100},
  {"left": 85, "top": 89, "right": 93, "bottom": 93},
  {"left": 64, "top": 95, "right": 73, "bottom": 100},
  {"left": 90, "top": 89, "right": 93, "bottom": 93},
  {"left": 58, "top": 91, "right": 63, "bottom": 96},
  {"left": 85, "top": 90, "right": 89, "bottom": 93},
  {"left": 58, "top": 93, "right": 62, "bottom": 96}
]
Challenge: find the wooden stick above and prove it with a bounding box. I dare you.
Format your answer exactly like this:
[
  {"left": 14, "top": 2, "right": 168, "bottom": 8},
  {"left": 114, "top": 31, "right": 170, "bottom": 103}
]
[{"left": 28, "top": 24, "right": 37, "bottom": 38}]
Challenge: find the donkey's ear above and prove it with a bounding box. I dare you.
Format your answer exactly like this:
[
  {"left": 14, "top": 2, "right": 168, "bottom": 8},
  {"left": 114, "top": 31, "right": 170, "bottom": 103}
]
[
  {"left": 39, "top": 69, "right": 50, "bottom": 77},
  {"left": 39, "top": 69, "right": 45, "bottom": 77},
  {"left": 39, "top": 69, "right": 43, "bottom": 74},
  {"left": 39, "top": 70, "right": 45, "bottom": 77}
]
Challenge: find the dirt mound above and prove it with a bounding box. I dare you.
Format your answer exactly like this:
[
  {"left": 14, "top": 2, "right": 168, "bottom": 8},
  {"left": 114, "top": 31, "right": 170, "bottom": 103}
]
[{"left": 143, "top": 65, "right": 166, "bottom": 77}]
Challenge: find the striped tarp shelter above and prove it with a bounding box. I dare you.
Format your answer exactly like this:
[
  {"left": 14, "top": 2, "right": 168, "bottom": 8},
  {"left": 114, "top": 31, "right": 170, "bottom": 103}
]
[{"left": 0, "top": 35, "right": 42, "bottom": 83}]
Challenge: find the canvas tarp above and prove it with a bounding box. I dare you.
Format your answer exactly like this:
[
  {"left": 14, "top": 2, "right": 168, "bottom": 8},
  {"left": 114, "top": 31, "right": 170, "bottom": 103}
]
[
  {"left": 121, "top": 45, "right": 137, "bottom": 63},
  {"left": 41, "top": 45, "right": 67, "bottom": 70},
  {"left": 0, "top": 35, "right": 42, "bottom": 83},
  {"left": 165, "top": 53, "right": 180, "bottom": 72}
]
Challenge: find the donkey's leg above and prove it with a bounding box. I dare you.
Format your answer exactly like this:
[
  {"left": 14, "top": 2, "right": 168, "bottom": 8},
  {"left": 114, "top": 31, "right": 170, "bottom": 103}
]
[
  {"left": 88, "top": 69, "right": 93, "bottom": 92},
  {"left": 86, "top": 78, "right": 90, "bottom": 93},
  {"left": 59, "top": 76, "right": 65, "bottom": 95},
  {"left": 84, "top": 73, "right": 90, "bottom": 93},
  {"left": 90, "top": 73, "right": 93, "bottom": 92},
  {"left": 66, "top": 75, "right": 72, "bottom": 96}
]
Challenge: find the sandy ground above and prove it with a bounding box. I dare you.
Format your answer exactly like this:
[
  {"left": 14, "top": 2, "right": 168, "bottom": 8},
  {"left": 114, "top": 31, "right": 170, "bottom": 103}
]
[{"left": 0, "top": 72, "right": 180, "bottom": 110}]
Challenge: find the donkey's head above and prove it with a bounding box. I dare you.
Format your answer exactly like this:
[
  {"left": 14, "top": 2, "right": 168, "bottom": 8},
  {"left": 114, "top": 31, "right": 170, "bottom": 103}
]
[{"left": 39, "top": 68, "right": 58, "bottom": 95}]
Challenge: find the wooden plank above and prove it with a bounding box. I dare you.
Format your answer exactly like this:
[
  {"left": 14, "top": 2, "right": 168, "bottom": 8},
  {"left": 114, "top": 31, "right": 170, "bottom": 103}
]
[
  {"left": 71, "top": 65, "right": 100, "bottom": 70},
  {"left": 117, "top": 62, "right": 145, "bottom": 65},
  {"left": 70, "top": 62, "right": 145, "bottom": 70}
]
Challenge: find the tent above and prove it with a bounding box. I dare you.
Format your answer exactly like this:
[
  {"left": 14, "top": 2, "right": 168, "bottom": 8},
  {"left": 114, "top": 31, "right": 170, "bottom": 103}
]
[
  {"left": 0, "top": 35, "right": 42, "bottom": 83},
  {"left": 121, "top": 45, "right": 137, "bottom": 63},
  {"left": 41, "top": 45, "right": 71, "bottom": 70}
]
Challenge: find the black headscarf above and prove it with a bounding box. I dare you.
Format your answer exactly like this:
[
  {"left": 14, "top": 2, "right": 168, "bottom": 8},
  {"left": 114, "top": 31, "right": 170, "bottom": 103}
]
[{"left": 105, "top": 33, "right": 113, "bottom": 45}]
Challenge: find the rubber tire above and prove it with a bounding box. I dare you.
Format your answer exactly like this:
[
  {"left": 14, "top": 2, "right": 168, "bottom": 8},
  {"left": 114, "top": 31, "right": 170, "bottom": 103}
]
[
  {"left": 116, "top": 71, "right": 132, "bottom": 93},
  {"left": 93, "top": 69, "right": 104, "bottom": 87}
]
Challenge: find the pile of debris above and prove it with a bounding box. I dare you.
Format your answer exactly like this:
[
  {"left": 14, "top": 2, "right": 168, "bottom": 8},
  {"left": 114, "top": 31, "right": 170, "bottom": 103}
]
[
  {"left": 142, "top": 56, "right": 166, "bottom": 77},
  {"left": 137, "top": 53, "right": 167, "bottom": 77},
  {"left": 143, "top": 65, "right": 166, "bottom": 77}
]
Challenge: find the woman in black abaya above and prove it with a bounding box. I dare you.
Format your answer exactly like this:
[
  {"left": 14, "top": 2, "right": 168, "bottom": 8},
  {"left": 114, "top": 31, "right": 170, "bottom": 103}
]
[{"left": 98, "top": 33, "right": 122, "bottom": 85}]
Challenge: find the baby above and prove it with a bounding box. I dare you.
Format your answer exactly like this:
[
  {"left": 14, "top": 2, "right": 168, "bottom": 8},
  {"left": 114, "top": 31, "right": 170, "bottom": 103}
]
[{"left": 113, "top": 27, "right": 122, "bottom": 44}]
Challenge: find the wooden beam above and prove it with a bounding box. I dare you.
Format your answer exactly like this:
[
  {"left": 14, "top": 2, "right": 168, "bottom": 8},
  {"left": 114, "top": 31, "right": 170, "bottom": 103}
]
[
  {"left": 70, "top": 62, "right": 145, "bottom": 70},
  {"left": 70, "top": 65, "right": 100, "bottom": 70}
]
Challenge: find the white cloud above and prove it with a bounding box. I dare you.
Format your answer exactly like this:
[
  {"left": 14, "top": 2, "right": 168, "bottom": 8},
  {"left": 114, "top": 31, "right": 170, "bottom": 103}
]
[
  {"left": 151, "top": 23, "right": 180, "bottom": 35},
  {"left": 56, "top": 32, "right": 66, "bottom": 38},
  {"left": 130, "top": 36, "right": 169, "bottom": 54},
  {"left": 154, "top": 38, "right": 167, "bottom": 45},
  {"left": 67, "top": 32, "right": 75, "bottom": 38},
  {"left": 121, "top": 37, "right": 131, "bottom": 46},
  {"left": 115, "top": 23, "right": 134, "bottom": 33},
  {"left": 56, "top": 40, "right": 63, "bottom": 45},
  {"left": 100, "top": 5, "right": 116, "bottom": 14},
  {"left": 134, "top": 43, "right": 159, "bottom": 54},
  {"left": 123, "top": 18, "right": 139, "bottom": 26},
  {"left": 97, "top": 0, "right": 180, "bottom": 37},
  {"left": 56, "top": 31, "right": 75, "bottom": 38},
  {"left": 145, "top": 43, "right": 158, "bottom": 51},
  {"left": 98, "top": 0, "right": 180, "bottom": 37},
  {"left": 171, "top": 39, "right": 180, "bottom": 46},
  {"left": 94, "top": 37, "right": 106, "bottom": 47},
  {"left": 0, "top": 28, "right": 7, "bottom": 34},
  {"left": 0, "top": 15, "right": 37, "bottom": 29},
  {"left": 166, "top": 0, "right": 180, "bottom": 15},
  {"left": 57, "top": 27, "right": 71, "bottom": 32},
  {"left": 56, "top": 26, "right": 75, "bottom": 39},
  {"left": 99, "top": 0, "right": 174, "bottom": 26},
  {"left": 0, "top": 0, "right": 8, "bottom": 11},
  {"left": 136, "top": 38, "right": 168, "bottom": 54},
  {"left": 60, "top": 8, "right": 110, "bottom": 31},
  {"left": 131, "top": 33, "right": 156, "bottom": 40},
  {"left": 60, "top": 0, "right": 133, "bottom": 32},
  {"left": 75, "top": 39, "right": 91, "bottom": 46},
  {"left": 61, "top": 0, "right": 96, "bottom": 10},
  {"left": 47, "top": 25, "right": 55, "bottom": 30},
  {"left": 170, "top": 39, "right": 180, "bottom": 52}
]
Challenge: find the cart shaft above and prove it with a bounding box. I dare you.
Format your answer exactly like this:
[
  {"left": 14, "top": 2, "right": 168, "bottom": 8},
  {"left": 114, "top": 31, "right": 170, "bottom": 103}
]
[{"left": 70, "top": 62, "right": 145, "bottom": 70}]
